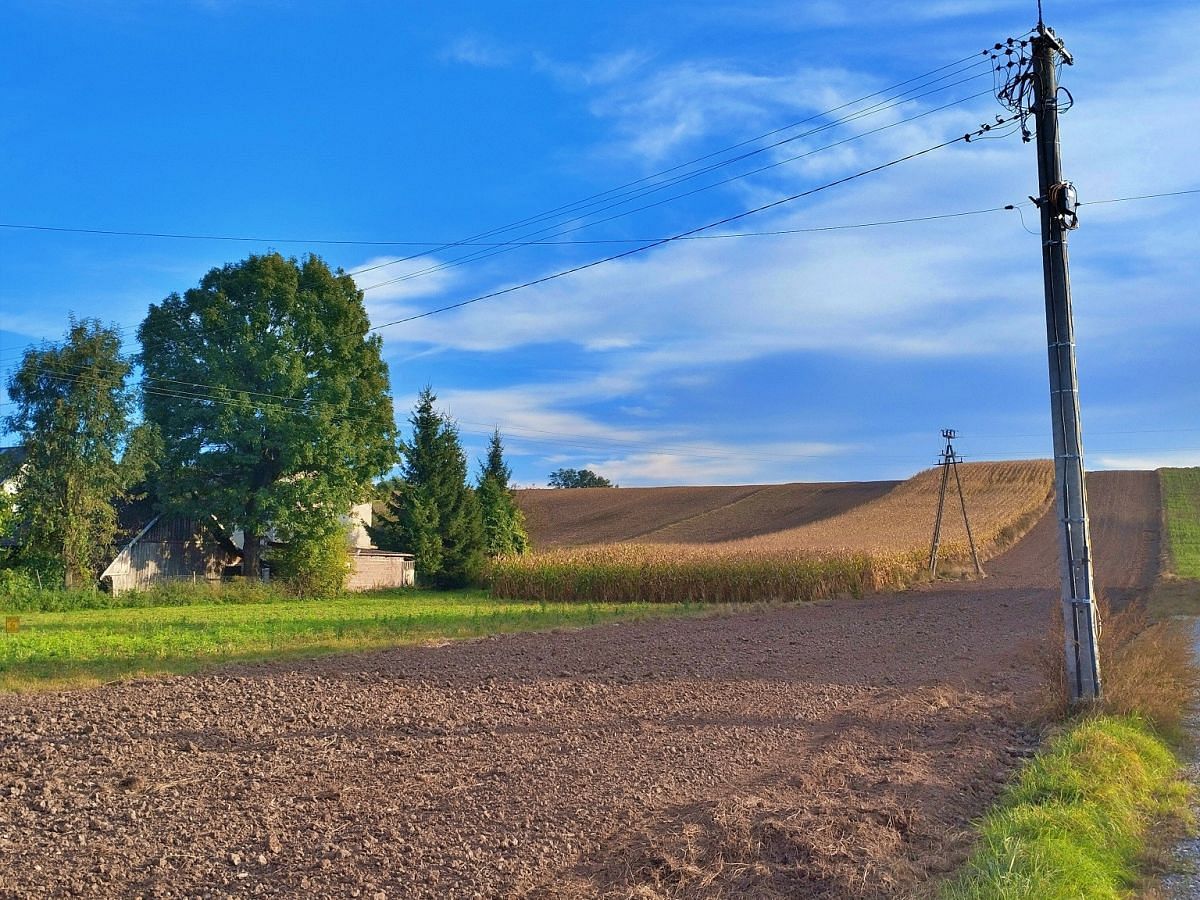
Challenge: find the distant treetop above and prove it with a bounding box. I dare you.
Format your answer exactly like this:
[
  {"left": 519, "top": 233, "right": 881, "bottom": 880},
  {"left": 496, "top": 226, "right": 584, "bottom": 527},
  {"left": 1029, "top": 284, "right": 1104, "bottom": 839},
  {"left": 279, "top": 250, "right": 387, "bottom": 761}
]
[{"left": 548, "top": 468, "right": 615, "bottom": 489}]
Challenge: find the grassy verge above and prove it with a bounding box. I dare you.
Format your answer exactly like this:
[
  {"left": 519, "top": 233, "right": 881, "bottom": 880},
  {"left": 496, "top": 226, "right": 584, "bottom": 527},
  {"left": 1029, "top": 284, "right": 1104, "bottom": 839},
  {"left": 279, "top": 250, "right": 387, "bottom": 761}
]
[
  {"left": 947, "top": 590, "right": 1200, "bottom": 898},
  {"left": 0, "top": 589, "right": 709, "bottom": 691},
  {"left": 1152, "top": 468, "right": 1200, "bottom": 619},
  {"left": 1162, "top": 468, "right": 1200, "bottom": 578},
  {"left": 942, "top": 716, "right": 1190, "bottom": 900}
]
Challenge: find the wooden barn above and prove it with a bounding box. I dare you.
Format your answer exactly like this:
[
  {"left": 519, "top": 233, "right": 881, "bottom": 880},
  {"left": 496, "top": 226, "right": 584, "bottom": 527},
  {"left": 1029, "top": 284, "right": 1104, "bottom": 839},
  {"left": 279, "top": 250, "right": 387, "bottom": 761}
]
[
  {"left": 100, "top": 515, "right": 241, "bottom": 595},
  {"left": 100, "top": 509, "right": 415, "bottom": 596}
]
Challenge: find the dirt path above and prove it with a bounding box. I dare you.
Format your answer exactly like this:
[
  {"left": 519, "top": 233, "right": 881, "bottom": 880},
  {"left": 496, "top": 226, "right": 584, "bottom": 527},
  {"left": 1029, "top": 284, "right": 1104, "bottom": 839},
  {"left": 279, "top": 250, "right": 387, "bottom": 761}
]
[
  {"left": 0, "top": 473, "right": 1161, "bottom": 899},
  {"left": 984, "top": 469, "right": 1161, "bottom": 605}
]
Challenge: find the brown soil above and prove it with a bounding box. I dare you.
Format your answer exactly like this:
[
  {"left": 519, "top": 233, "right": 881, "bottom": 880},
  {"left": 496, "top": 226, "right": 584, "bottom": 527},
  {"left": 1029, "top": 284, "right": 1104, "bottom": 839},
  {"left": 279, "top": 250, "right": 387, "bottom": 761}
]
[
  {"left": 516, "top": 481, "right": 898, "bottom": 549},
  {"left": 984, "top": 470, "right": 1162, "bottom": 604},
  {"left": 0, "top": 473, "right": 1160, "bottom": 899}
]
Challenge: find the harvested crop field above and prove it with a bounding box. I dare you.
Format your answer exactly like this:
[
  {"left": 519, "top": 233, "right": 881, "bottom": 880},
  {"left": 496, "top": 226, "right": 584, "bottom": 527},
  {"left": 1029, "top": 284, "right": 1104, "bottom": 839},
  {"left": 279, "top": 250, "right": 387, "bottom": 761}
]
[
  {"left": 515, "top": 481, "right": 898, "bottom": 548},
  {"left": 0, "top": 472, "right": 1159, "bottom": 899},
  {"left": 494, "top": 462, "right": 1055, "bottom": 605},
  {"left": 725, "top": 460, "right": 1053, "bottom": 558}
]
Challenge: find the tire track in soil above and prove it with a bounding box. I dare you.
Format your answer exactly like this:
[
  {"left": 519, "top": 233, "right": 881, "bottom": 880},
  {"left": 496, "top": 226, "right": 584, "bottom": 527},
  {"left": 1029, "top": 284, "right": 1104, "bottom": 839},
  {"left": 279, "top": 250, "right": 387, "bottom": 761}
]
[{"left": 0, "top": 473, "right": 1160, "bottom": 899}]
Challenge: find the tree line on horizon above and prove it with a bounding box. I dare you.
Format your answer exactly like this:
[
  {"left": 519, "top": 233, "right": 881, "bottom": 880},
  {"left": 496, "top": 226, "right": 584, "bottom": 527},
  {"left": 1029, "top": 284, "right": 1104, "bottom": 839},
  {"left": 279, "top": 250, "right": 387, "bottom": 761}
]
[{"left": 0, "top": 252, "right": 528, "bottom": 593}]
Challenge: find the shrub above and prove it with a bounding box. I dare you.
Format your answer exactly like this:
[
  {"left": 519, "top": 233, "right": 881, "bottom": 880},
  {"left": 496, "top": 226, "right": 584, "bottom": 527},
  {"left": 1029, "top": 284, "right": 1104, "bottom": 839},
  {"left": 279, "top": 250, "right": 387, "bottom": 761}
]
[{"left": 268, "top": 530, "right": 351, "bottom": 599}]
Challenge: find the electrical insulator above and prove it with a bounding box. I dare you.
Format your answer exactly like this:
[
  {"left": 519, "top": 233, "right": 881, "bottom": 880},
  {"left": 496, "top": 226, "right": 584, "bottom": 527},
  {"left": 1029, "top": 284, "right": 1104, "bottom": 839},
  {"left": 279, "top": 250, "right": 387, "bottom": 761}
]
[{"left": 1051, "top": 181, "right": 1079, "bottom": 230}]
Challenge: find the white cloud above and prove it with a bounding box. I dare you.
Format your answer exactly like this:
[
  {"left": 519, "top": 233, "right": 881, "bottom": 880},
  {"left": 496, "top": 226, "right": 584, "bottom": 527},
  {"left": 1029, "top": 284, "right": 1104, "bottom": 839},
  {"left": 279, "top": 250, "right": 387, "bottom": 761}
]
[
  {"left": 426, "top": 379, "right": 850, "bottom": 485},
  {"left": 351, "top": 256, "right": 465, "bottom": 330},
  {"left": 437, "top": 384, "right": 653, "bottom": 445},
  {"left": 533, "top": 49, "right": 651, "bottom": 88},
  {"left": 588, "top": 61, "right": 874, "bottom": 163},
  {"left": 1092, "top": 450, "right": 1200, "bottom": 471},
  {"left": 373, "top": 7, "right": 1199, "bottom": 483},
  {"left": 371, "top": 6, "right": 1199, "bottom": 379},
  {"left": 590, "top": 440, "right": 847, "bottom": 486},
  {"left": 441, "top": 35, "right": 513, "bottom": 68}
]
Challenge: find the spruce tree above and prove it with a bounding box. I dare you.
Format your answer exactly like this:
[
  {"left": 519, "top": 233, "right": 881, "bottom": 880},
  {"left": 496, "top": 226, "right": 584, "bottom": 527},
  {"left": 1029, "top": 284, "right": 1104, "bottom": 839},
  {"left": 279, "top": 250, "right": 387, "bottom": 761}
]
[
  {"left": 372, "top": 388, "right": 484, "bottom": 587},
  {"left": 477, "top": 430, "right": 529, "bottom": 557}
]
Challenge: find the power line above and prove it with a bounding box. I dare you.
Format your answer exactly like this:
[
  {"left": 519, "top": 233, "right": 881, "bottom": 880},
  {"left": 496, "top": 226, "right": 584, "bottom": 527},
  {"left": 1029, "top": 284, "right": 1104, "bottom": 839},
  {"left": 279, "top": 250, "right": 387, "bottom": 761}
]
[
  {"left": 1080, "top": 188, "right": 1200, "bottom": 206},
  {"left": 344, "top": 52, "right": 998, "bottom": 277},
  {"left": 361, "top": 115, "right": 1021, "bottom": 327},
  {"left": 1, "top": 102, "right": 1021, "bottom": 452},
  {"left": 1, "top": 184, "right": 1195, "bottom": 371},
  {"left": 349, "top": 84, "right": 998, "bottom": 285},
  {"left": 0, "top": 205, "right": 1014, "bottom": 249},
  {"left": 0, "top": 61, "right": 1001, "bottom": 371},
  {"left": 0, "top": 56, "right": 994, "bottom": 259},
  {"left": 0, "top": 186, "right": 1189, "bottom": 263}
]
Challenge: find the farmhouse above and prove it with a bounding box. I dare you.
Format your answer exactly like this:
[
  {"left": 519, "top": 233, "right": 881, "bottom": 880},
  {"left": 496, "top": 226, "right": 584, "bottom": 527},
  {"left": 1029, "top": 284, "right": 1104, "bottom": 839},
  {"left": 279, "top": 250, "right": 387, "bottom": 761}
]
[
  {"left": 100, "top": 502, "right": 414, "bottom": 595},
  {"left": 0, "top": 447, "right": 27, "bottom": 551}
]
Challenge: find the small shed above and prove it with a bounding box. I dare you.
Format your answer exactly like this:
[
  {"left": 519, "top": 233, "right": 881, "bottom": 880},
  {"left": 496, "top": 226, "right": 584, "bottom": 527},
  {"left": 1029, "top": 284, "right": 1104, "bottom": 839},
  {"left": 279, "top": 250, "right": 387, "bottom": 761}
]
[{"left": 345, "top": 548, "right": 416, "bottom": 591}]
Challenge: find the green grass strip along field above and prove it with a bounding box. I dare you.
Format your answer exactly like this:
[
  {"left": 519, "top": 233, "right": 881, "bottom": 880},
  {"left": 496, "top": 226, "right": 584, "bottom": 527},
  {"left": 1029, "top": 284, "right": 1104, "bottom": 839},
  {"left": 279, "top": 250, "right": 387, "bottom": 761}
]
[
  {"left": 0, "top": 589, "right": 708, "bottom": 692},
  {"left": 942, "top": 715, "right": 1188, "bottom": 900},
  {"left": 1162, "top": 468, "right": 1200, "bottom": 579}
]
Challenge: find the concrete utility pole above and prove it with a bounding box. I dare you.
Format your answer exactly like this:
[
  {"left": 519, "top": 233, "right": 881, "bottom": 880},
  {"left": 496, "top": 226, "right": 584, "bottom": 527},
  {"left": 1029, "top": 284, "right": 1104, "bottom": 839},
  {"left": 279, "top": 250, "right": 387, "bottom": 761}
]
[
  {"left": 928, "top": 429, "right": 984, "bottom": 578},
  {"left": 1031, "top": 24, "right": 1102, "bottom": 702}
]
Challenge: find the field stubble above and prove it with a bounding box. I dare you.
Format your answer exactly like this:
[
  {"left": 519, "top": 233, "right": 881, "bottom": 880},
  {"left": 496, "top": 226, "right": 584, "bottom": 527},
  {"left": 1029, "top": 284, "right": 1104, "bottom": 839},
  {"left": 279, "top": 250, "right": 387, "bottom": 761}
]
[{"left": 491, "top": 461, "right": 1054, "bottom": 604}]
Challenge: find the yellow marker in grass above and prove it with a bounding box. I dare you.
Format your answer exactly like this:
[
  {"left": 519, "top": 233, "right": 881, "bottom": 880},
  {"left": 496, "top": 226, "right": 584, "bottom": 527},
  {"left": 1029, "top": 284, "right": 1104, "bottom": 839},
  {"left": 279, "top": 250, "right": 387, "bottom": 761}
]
[{"left": 4, "top": 617, "right": 18, "bottom": 634}]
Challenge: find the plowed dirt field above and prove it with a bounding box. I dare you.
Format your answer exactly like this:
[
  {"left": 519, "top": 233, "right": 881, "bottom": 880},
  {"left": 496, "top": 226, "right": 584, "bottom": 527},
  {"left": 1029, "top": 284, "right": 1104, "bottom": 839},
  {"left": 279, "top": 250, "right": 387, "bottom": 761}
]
[
  {"left": 515, "top": 481, "right": 898, "bottom": 548},
  {"left": 0, "top": 472, "right": 1160, "bottom": 899}
]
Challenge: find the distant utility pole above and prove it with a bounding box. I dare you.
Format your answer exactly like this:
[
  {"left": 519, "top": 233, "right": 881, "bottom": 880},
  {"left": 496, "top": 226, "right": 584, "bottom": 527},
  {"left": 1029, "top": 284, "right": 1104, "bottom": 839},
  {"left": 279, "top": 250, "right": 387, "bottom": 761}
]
[
  {"left": 1030, "top": 24, "right": 1102, "bottom": 702},
  {"left": 928, "top": 429, "right": 984, "bottom": 578}
]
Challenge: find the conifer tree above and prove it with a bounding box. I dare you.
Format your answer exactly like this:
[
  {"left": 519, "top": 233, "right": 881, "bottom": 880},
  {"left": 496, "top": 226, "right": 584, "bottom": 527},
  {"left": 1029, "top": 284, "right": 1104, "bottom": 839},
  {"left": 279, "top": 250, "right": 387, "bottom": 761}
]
[
  {"left": 477, "top": 429, "right": 529, "bottom": 557},
  {"left": 371, "top": 388, "right": 484, "bottom": 587},
  {"left": 4, "top": 319, "right": 134, "bottom": 587}
]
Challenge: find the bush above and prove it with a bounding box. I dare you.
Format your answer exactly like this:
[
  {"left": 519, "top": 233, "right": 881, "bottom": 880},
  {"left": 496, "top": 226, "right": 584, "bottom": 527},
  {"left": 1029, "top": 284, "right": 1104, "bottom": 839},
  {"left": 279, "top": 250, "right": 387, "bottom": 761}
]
[
  {"left": 0, "top": 575, "right": 289, "bottom": 613},
  {"left": 0, "top": 569, "right": 106, "bottom": 612},
  {"left": 268, "top": 530, "right": 351, "bottom": 599}
]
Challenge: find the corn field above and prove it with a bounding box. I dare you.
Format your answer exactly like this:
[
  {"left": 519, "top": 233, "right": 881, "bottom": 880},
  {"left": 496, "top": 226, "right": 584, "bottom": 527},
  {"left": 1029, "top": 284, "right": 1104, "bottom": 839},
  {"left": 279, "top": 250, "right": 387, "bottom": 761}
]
[{"left": 489, "top": 461, "right": 1054, "bottom": 605}]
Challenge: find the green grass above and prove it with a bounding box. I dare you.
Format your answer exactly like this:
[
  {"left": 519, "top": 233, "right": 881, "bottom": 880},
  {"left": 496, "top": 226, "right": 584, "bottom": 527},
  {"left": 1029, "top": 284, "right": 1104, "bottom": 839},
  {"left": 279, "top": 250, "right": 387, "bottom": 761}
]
[
  {"left": 1162, "top": 468, "right": 1200, "bottom": 579},
  {"left": 0, "top": 589, "right": 710, "bottom": 691},
  {"left": 942, "top": 716, "right": 1189, "bottom": 900}
]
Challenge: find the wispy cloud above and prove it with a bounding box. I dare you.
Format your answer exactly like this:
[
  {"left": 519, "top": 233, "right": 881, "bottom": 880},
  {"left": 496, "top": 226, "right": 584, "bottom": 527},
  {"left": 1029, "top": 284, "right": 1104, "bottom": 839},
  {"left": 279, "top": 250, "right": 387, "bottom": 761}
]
[
  {"left": 441, "top": 34, "right": 514, "bottom": 68},
  {"left": 373, "top": 7, "right": 1199, "bottom": 380},
  {"left": 589, "top": 439, "right": 848, "bottom": 486},
  {"left": 707, "top": 0, "right": 1027, "bottom": 30},
  {"left": 532, "top": 49, "right": 650, "bottom": 87},
  {"left": 352, "top": 256, "right": 464, "bottom": 329},
  {"left": 584, "top": 60, "right": 876, "bottom": 163},
  {"left": 1092, "top": 450, "right": 1200, "bottom": 471}
]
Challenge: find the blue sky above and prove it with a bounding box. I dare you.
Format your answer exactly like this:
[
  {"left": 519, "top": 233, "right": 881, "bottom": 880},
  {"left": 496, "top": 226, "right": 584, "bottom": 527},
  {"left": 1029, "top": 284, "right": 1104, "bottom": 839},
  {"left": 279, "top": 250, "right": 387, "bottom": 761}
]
[{"left": 2, "top": 0, "right": 1197, "bottom": 486}]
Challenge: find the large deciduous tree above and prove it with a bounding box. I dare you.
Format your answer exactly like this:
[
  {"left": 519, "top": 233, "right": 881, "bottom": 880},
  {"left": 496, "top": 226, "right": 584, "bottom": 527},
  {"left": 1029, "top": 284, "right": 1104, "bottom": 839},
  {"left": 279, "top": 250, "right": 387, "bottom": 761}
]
[
  {"left": 371, "top": 387, "right": 484, "bottom": 587},
  {"left": 3, "top": 319, "right": 134, "bottom": 587},
  {"left": 138, "top": 253, "right": 397, "bottom": 577},
  {"left": 477, "top": 430, "right": 529, "bottom": 557}
]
